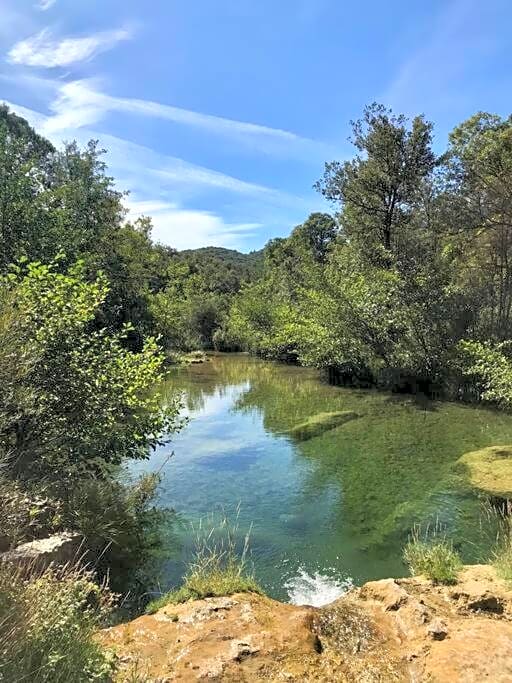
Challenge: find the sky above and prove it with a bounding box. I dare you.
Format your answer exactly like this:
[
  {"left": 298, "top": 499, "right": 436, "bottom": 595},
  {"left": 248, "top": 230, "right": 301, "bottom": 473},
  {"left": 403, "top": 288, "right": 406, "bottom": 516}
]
[{"left": 0, "top": 0, "right": 511, "bottom": 251}]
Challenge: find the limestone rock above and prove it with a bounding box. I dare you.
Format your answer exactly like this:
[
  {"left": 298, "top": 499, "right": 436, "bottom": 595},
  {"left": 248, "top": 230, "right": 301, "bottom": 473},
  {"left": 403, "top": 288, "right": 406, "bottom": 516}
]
[
  {"left": 426, "top": 618, "right": 448, "bottom": 640},
  {"left": 0, "top": 532, "right": 83, "bottom": 573},
  {"left": 98, "top": 566, "right": 512, "bottom": 682},
  {"left": 359, "top": 578, "right": 408, "bottom": 611}
]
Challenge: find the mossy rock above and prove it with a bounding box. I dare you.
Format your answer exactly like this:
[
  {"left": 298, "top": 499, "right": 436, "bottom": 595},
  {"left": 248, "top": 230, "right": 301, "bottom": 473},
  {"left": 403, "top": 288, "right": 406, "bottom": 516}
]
[
  {"left": 286, "top": 411, "right": 359, "bottom": 442},
  {"left": 457, "top": 446, "right": 512, "bottom": 498}
]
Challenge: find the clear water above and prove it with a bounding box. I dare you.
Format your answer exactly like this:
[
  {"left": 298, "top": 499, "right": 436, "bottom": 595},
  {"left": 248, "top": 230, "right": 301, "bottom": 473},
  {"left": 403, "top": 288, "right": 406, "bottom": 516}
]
[{"left": 130, "top": 353, "right": 512, "bottom": 603}]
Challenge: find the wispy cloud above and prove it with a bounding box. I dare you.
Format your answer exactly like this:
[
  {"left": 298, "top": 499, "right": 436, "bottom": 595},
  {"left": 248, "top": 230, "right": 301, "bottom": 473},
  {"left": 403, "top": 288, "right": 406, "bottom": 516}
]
[
  {"left": 36, "top": 0, "right": 57, "bottom": 10},
  {"left": 8, "top": 27, "right": 132, "bottom": 68},
  {"left": 35, "top": 78, "right": 328, "bottom": 158},
  {"left": 1, "top": 98, "right": 311, "bottom": 249}
]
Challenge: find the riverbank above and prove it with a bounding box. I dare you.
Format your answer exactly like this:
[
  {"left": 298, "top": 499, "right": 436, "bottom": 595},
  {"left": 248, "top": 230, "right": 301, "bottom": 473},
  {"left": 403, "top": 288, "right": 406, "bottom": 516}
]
[{"left": 99, "top": 563, "right": 512, "bottom": 681}]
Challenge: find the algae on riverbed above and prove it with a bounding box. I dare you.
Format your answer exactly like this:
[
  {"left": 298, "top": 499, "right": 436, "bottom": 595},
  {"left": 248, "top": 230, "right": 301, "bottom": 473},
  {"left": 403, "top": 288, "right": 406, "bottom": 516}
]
[
  {"left": 456, "top": 446, "right": 512, "bottom": 498},
  {"left": 286, "top": 410, "right": 359, "bottom": 441}
]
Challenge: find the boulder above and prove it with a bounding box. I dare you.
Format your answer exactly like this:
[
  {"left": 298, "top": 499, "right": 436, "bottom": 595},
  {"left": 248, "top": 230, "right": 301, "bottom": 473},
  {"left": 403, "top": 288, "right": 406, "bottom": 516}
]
[
  {"left": 0, "top": 532, "right": 83, "bottom": 573},
  {"left": 98, "top": 566, "right": 512, "bottom": 682}
]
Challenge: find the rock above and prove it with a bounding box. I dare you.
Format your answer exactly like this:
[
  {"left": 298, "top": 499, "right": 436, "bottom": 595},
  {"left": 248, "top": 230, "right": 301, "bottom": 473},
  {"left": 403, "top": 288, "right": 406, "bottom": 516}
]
[
  {"left": 359, "top": 578, "right": 408, "bottom": 611},
  {"left": 427, "top": 618, "right": 448, "bottom": 640},
  {"left": 176, "top": 596, "right": 238, "bottom": 624},
  {"left": 448, "top": 566, "right": 508, "bottom": 614},
  {"left": 229, "top": 637, "right": 260, "bottom": 661},
  {"left": 98, "top": 566, "right": 512, "bottom": 682},
  {"left": 0, "top": 532, "right": 83, "bottom": 573}
]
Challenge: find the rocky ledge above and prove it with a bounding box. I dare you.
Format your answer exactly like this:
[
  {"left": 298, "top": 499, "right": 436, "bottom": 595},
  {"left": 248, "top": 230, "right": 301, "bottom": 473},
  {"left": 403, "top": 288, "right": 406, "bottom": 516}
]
[{"left": 99, "top": 565, "right": 512, "bottom": 682}]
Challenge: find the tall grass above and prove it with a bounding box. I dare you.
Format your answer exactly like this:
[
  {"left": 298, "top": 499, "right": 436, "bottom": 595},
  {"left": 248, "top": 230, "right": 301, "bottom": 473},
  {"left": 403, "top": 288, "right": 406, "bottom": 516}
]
[
  {"left": 485, "top": 500, "right": 512, "bottom": 582},
  {"left": 146, "top": 508, "right": 261, "bottom": 614},
  {"left": 0, "top": 562, "right": 116, "bottom": 682},
  {"left": 403, "top": 524, "right": 462, "bottom": 584}
]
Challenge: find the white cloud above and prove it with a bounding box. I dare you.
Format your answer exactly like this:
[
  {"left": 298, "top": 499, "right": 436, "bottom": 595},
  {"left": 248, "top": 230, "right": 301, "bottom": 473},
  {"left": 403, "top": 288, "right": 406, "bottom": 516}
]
[
  {"left": 34, "top": 78, "right": 327, "bottom": 158},
  {"left": 8, "top": 27, "right": 131, "bottom": 68},
  {"left": 125, "top": 198, "right": 261, "bottom": 250},
  {"left": 36, "top": 0, "right": 57, "bottom": 10}
]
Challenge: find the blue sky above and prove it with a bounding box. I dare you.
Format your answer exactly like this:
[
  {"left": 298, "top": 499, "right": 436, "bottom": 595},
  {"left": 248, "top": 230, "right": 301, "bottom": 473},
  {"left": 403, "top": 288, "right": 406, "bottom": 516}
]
[{"left": 0, "top": 0, "right": 511, "bottom": 251}]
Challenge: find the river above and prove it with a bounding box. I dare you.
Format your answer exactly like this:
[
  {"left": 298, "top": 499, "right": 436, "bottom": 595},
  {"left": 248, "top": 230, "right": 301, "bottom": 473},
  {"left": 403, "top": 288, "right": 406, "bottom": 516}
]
[{"left": 131, "top": 353, "right": 512, "bottom": 604}]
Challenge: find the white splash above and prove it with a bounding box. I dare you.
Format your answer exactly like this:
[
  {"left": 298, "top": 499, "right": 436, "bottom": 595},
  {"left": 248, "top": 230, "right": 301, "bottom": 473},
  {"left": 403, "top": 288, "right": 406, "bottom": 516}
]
[{"left": 285, "top": 568, "right": 353, "bottom": 607}]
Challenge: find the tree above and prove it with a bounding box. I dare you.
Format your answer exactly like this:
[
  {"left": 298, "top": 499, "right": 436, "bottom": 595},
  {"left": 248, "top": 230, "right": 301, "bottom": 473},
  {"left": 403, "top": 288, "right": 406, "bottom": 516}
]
[
  {"left": 446, "top": 113, "right": 512, "bottom": 340},
  {"left": 316, "top": 103, "right": 435, "bottom": 263}
]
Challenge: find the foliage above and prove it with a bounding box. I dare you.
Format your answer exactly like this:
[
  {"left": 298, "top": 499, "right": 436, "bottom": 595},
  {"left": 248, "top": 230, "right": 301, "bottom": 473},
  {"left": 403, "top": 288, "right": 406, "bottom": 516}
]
[
  {"left": 0, "top": 563, "right": 116, "bottom": 682},
  {"left": 483, "top": 500, "right": 512, "bottom": 582},
  {"left": 403, "top": 527, "right": 462, "bottom": 584},
  {"left": 0, "top": 260, "right": 181, "bottom": 481},
  {"left": 0, "top": 477, "right": 62, "bottom": 549},
  {"left": 63, "top": 473, "right": 172, "bottom": 594},
  {"left": 457, "top": 340, "right": 512, "bottom": 408},
  {"left": 315, "top": 103, "right": 435, "bottom": 259}
]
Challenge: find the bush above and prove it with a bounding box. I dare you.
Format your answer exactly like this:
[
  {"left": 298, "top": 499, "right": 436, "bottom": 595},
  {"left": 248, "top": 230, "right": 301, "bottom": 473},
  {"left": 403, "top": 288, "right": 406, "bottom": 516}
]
[
  {"left": 63, "top": 473, "right": 172, "bottom": 596},
  {"left": 146, "top": 511, "right": 261, "bottom": 614},
  {"left": 457, "top": 339, "right": 512, "bottom": 409},
  {"left": 403, "top": 527, "right": 462, "bottom": 584},
  {"left": 0, "top": 563, "right": 116, "bottom": 682}
]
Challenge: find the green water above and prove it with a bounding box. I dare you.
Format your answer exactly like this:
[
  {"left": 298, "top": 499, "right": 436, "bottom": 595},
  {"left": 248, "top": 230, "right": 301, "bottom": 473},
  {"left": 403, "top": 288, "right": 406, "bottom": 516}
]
[{"left": 132, "top": 353, "right": 512, "bottom": 603}]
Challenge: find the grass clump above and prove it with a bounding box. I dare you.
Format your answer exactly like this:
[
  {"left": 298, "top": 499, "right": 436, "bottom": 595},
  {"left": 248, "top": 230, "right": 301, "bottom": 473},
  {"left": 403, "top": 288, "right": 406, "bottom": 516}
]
[
  {"left": 0, "top": 562, "right": 116, "bottom": 682},
  {"left": 403, "top": 525, "right": 462, "bottom": 584},
  {"left": 146, "top": 509, "right": 261, "bottom": 614}
]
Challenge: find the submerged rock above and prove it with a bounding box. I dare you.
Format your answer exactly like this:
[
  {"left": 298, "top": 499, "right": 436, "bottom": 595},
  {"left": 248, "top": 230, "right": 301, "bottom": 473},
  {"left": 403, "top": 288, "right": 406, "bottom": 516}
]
[
  {"left": 457, "top": 445, "right": 512, "bottom": 498},
  {"left": 286, "top": 410, "right": 359, "bottom": 441},
  {"left": 99, "top": 564, "right": 512, "bottom": 681}
]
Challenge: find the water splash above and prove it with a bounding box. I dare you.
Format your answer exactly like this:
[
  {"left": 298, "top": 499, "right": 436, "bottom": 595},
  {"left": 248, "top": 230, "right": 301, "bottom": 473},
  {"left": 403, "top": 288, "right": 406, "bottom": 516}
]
[{"left": 285, "top": 568, "right": 353, "bottom": 607}]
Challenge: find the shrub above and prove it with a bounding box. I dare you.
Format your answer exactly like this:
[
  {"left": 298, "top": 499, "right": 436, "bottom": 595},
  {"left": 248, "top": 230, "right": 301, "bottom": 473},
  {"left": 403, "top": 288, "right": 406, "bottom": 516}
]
[
  {"left": 146, "top": 511, "right": 261, "bottom": 614},
  {"left": 457, "top": 339, "right": 512, "bottom": 409},
  {"left": 63, "top": 473, "right": 172, "bottom": 596},
  {"left": 0, "top": 563, "right": 116, "bottom": 682},
  {"left": 403, "top": 527, "right": 462, "bottom": 584}
]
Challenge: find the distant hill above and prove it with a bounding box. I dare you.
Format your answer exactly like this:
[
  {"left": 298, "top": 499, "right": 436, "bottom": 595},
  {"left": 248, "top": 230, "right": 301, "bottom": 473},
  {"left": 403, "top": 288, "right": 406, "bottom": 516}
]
[{"left": 177, "top": 246, "right": 264, "bottom": 294}]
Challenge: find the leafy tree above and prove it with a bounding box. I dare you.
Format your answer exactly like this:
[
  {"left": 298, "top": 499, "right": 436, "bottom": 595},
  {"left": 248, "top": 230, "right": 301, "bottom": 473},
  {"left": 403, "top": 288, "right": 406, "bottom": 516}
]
[
  {"left": 316, "top": 103, "right": 435, "bottom": 263},
  {"left": 0, "top": 260, "right": 180, "bottom": 482}
]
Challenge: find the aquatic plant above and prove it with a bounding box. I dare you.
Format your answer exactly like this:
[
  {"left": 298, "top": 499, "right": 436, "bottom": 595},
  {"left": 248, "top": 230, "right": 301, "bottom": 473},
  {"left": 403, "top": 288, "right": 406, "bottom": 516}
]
[
  {"left": 456, "top": 446, "right": 512, "bottom": 498},
  {"left": 286, "top": 410, "right": 360, "bottom": 441},
  {"left": 403, "top": 526, "right": 462, "bottom": 584},
  {"left": 146, "top": 509, "right": 261, "bottom": 614}
]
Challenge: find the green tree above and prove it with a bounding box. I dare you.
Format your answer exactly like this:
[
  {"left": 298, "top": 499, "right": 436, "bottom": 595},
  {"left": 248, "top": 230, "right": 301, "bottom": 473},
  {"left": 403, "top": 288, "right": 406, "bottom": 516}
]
[
  {"left": 316, "top": 103, "right": 435, "bottom": 263},
  {"left": 0, "top": 260, "right": 180, "bottom": 482}
]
